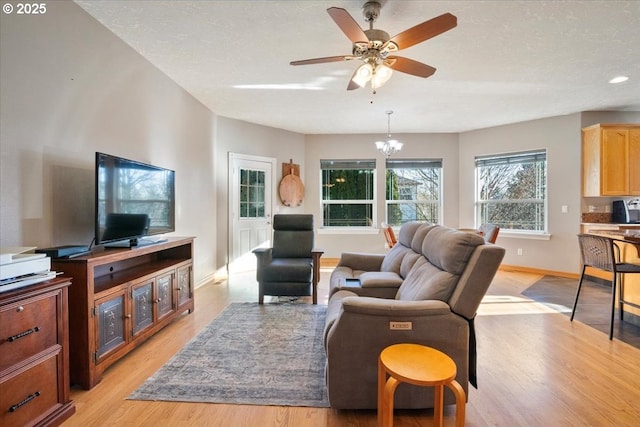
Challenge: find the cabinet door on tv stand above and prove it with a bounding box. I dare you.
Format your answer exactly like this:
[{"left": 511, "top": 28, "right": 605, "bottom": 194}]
[
  {"left": 156, "top": 272, "right": 175, "bottom": 321},
  {"left": 132, "top": 280, "right": 154, "bottom": 337},
  {"left": 95, "top": 291, "right": 127, "bottom": 364},
  {"left": 176, "top": 264, "right": 193, "bottom": 310}
]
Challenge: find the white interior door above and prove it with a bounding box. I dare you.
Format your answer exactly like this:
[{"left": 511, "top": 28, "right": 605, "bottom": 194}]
[{"left": 228, "top": 153, "right": 275, "bottom": 272}]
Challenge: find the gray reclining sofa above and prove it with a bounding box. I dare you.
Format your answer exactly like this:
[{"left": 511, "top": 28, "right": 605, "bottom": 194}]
[{"left": 324, "top": 222, "right": 505, "bottom": 409}]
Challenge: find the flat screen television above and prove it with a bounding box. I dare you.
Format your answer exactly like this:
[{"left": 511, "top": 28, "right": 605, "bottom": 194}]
[{"left": 95, "top": 152, "right": 175, "bottom": 247}]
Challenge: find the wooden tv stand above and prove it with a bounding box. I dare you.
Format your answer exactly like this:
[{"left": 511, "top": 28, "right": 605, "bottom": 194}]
[{"left": 52, "top": 237, "right": 194, "bottom": 390}]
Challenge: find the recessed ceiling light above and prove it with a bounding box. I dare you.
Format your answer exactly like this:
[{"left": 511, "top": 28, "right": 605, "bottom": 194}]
[{"left": 609, "top": 76, "right": 629, "bottom": 84}]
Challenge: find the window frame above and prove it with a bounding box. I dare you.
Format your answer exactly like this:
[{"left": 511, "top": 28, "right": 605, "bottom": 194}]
[
  {"left": 320, "top": 159, "right": 376, "bottom": 229},
  {"left": 475, "top": 149, "right": 548, "bottom": 234},
  {"left": 385, "top": 158, "right": 443, "bottom": 227}
]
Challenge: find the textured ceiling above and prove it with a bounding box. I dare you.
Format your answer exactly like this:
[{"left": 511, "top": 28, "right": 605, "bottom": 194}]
[{"left": 75, "top": 0, "right": 640, "bottom": 135}]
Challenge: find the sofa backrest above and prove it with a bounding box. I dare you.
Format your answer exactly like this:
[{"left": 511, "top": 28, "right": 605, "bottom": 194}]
[
  {"left": 422, "top": 226, "right": 484, "bottom": 274},
  {"left": 395, "top": 226, "right": 493, "bottom": 311},
  {"left": 379, "top": 221, "right": 425, "bottom": 277}
]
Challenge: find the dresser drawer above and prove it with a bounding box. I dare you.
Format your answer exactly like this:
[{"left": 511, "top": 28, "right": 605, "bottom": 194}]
[
  {"left": 0, "top": 292, "right": 59, "bottom": 371},
  {"left": 0, "top": 350, "right": 60, "bottom": 427}
]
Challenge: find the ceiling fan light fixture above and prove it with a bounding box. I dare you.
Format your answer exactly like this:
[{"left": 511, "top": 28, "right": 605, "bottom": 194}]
[
  {"left": 371, "top": 64, "right": 393, "bottom": 89},
  {"left": 352, "top": 63, "right": 373, "bottom": 87}
]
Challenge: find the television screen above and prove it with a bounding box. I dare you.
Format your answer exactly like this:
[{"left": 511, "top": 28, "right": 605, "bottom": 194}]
[{"left": 95, "top": 152, "right": 175, "bottom": 246}]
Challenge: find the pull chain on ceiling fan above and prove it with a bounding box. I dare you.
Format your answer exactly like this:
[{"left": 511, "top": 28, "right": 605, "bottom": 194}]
[{"left": 290, "top": 1, "right": 457, "bottom": 92}]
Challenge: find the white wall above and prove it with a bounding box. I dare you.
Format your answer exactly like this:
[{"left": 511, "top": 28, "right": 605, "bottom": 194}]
[
  {"left": 305, "top": 132, "right": 459, "bottom": 258},
  {"left": 458, "top": 112, "right": 640, "bottom": 274},
  {"left": 0, "top": 1, "right": 218, "bottom": 284},
  {"left": 459, "top": 114, "right": 583, "bottom": 273}
]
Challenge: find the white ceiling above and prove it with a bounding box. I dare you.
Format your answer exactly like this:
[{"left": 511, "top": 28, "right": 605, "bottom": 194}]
[{"left": 75, "top": 0, "right": 640, "bottom": 135}]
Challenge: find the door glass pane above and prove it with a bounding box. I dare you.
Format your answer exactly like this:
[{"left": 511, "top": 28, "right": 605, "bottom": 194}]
[{"left": 240, "top": 168, "right": 266, "bottom": 219}]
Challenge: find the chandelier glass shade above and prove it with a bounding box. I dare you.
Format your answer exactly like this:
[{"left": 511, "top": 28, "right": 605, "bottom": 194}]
[{"left": 375, "top": 111, "right": 403, "bottom": 157}]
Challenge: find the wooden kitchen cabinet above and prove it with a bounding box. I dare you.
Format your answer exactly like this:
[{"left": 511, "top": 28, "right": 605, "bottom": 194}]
[
  {"left": 582, "top": 123, "right": 640, "bottom": 196},
  {"left": 52, "top": 237, "right": 194, "bottom": 389}
]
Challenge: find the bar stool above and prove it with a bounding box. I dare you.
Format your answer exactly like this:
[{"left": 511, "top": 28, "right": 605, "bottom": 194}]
[{"left": 377, "top": 343, "right": 466, "bottom": 427}]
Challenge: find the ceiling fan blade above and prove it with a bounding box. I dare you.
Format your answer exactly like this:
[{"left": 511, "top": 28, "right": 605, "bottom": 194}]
[
  {"left": 327, "top": 7, "right": 368, "bottom": 44},
  {"left": 386, "top": 56, "right": 436, "bottom": 78},
  {"left": 290, "top": 55, "right": 355, "bottom": 66},
  {"left": 388, "top": 12, "right": 457, "bottom": 50}
]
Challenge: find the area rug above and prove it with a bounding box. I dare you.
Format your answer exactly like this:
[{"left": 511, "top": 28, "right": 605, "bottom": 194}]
[{"left": 128, "top": 302, "right": 328, "bottom": 407}]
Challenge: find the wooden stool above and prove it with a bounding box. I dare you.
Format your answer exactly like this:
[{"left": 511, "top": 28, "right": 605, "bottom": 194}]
[{"left": 377, "top": 343, "right": 466, "bottom": 427}]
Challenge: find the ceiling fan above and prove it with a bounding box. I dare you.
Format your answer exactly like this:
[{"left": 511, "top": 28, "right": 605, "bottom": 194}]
[{"left": 290, "top": 1, "right": 457, "bottom": 92}]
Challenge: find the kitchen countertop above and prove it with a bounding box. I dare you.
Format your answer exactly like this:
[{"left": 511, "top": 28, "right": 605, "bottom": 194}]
[{"left": 581, "top": 223, "right": 640, "bottom": 228}]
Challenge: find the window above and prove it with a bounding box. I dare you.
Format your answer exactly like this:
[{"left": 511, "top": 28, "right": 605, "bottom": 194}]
[
  {"left": 475, "top": 150, "right": 547, "bottom": 232},
  {"left": 321, "top": 159, "right": 375, "bottom": 227},
  {"left": 239, "top": 168, "right": 265, "bottom": 218},
  {"left": 386, "top": 159, "right": 442, "bottom": 226}
]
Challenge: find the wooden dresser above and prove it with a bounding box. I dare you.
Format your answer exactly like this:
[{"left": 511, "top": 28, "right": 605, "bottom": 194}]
[{"left": 0, "top": 277, "right": 75, "bottom": 427}]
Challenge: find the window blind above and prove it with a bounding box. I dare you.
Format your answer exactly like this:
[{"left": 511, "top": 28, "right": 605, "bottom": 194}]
[
  {"left": 320, "top": 159, "right": 376, "bottom": 170},
  {"left": 386, "top": 159, "right": 442, "bottom": 169},
  {"left": 475, "top": 150, "right": 546, "bottom": 167}
]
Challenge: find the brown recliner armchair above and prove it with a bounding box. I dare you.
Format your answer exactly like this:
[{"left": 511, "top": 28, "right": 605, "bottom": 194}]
[{"left": 253, "top": 214, "right": 323, "bottom": 304}]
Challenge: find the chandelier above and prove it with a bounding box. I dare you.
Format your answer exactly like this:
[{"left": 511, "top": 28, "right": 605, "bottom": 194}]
[{"left": 375, "top": 111, "right": 403, "bottom": 157}]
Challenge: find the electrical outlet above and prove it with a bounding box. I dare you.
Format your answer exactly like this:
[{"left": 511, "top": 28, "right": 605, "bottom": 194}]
[
  {"left": 561, "top": 205, "right": 568, "bottom": 213},
  {"left": 517, "top": 248, "right": 523, "bottom": 256},
  {"left": 390, "top": 321, "right": 412, "bottom": 330}
]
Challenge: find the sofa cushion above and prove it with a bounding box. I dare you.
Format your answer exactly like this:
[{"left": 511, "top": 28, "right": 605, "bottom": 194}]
[
  {"left": 411, "top": 223, "right": 436, "bottom": 253},
  {"left": 399, "top": 251, "right": 421, "bottom": 278},
  {"left": 396, "top": 259, "right": 458, "bottom": 301},
  {"left": 422, "top": 226, "right": 484, "bottom": 275},
  {"left": 262, "top": 258, "right": 312, "bottom": 282},
  {"left": 379, "top": 222, "right": 428, "bottom": 275},
  {"left": 379, "top": 244, "right": 413, "bottom": 275},
  {"left": 397, "top": 221, "right": 424, "bottom": 247}
]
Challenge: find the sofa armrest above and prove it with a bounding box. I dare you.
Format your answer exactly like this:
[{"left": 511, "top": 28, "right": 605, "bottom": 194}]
[
  {"left": 337, "top": 252, "right": 385, "bottom": 271},
  {"left": 324, "top": 295, "right": 469, "bottom": 409},
  {"left": 359, "top": 272, "right": 403, "bottom": 288},
  {"left": 331, "top": 272, "right": 404, "bottom": 300},
  {"left": 341, "top": 296, "right": 452, "bottom": 317},
  {"left": 252, "top": 247, "right": 272, "bottom": 261}
]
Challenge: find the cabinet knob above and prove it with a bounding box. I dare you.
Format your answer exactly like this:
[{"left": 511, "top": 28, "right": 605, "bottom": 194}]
[
  {"left": 16, "top": 306, "right": 24, "bottom": 312},
  {"left": 125, "top": 314, "right": 131, "bottom": 319}
]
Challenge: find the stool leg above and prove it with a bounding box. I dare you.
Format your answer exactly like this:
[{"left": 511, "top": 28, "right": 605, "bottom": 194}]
[
  {"left": 382, "top": 377, "right": 400, "bottom": 427},
  {"left": 377, "top": 359, "right": 385, "bottom": 427},
  {"left": 434, "top": 384, "right": 444, "bottom": 427},
  {"left": 447, "top": 380, "right": 466, "bottom": 427}
]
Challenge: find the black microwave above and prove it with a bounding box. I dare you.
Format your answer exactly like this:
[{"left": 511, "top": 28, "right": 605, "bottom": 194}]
[{"left": 612, "top": 200, "right": 640, "bottom": 224}]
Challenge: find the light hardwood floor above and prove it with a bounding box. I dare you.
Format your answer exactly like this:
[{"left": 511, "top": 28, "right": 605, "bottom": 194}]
[{"left": 62, "top": 268, "right": 640, "bottom": 427}]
